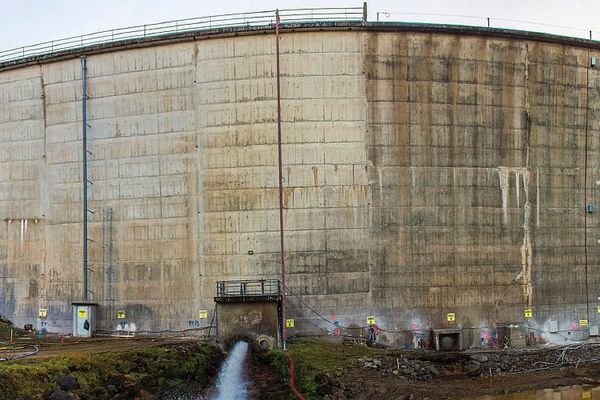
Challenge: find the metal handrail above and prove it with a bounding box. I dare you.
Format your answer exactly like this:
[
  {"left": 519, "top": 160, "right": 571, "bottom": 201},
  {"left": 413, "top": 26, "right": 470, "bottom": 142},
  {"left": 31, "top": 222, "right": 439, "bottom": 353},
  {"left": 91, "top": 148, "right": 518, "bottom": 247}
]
[
  {"left": 0, "top": 7, "right": 364, "bottom": 64},
  {"left": 375, "top": 11, "right": 600, "bottom": 41},
  {"left": 216, "top": 279, "right": 282, "bottom": 297}
]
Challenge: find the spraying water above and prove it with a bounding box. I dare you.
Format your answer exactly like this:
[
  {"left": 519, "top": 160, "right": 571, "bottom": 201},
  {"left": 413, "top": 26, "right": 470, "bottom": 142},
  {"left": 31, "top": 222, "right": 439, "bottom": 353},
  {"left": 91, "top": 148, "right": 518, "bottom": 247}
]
[{"left": 211, "top": 341, "right": 250, "bottom": 400}]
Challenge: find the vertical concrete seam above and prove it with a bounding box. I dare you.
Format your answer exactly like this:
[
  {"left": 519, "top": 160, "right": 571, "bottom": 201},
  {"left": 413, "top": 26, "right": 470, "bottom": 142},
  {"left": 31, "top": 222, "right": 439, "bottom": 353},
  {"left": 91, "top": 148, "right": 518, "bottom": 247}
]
[
  {"left": 362, "top": 32, "right": 375, "bottom": 306},
  {"left": 583, "top": 47, "right": 591, "bottom": 321},
  {"left": 39, "top": 64, "right": 49, "bottom": 312}
]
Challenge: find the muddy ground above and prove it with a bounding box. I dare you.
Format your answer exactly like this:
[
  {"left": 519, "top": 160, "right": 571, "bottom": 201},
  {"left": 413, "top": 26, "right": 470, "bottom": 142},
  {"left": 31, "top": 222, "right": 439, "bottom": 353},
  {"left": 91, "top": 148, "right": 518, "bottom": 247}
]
[{"left": 332, "top": 362, "right": 600, "bottom": 399}]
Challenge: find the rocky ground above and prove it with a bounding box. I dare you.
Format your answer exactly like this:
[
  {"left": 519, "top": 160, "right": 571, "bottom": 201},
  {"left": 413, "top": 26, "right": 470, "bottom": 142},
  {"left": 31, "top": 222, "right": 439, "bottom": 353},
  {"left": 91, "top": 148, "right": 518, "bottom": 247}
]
[{"left": 260, "top": 338, "right": 600, "bottom": 400}]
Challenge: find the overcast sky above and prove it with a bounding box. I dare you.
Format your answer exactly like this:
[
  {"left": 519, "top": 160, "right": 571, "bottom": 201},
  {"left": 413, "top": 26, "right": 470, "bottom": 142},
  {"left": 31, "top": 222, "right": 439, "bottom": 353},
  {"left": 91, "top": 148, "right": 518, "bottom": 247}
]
[{"left": 1, "top": 0, "right": 599, "bottom": 51}]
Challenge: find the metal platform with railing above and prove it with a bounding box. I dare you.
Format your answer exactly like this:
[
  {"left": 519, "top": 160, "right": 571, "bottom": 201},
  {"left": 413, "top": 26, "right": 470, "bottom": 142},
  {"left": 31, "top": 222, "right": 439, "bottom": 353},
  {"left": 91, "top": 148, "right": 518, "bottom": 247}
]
[
  {"left": 0, "top": 6, "right": 366, "bottom": 65},
  {"left": 214, "top": 279, "right": 282, "bottom": 303}
]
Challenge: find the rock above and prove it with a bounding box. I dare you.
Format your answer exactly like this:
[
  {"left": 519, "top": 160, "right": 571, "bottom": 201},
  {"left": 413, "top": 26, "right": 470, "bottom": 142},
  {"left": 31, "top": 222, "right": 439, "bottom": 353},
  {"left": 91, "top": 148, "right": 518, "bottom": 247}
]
[
  {"left": 471, "top": 354, "right": 489, "bottom": 363},
  {"left": 426, "top": 365, "right": 439, "bottom": 375},
  {"left": 500, "top": 355, "right": 513, "bottom": 364},
  {"left": 464, "top": 363, "right": 481, "bottom": 377},
  {"left": 47, "top": 389, "right": 77, "bottom": 400},
  {"left": 106, "top": 373, "right": 126, "bottom": 388},
  {"left": 57, "top": 376, "right": 77, "bottom": 391}
]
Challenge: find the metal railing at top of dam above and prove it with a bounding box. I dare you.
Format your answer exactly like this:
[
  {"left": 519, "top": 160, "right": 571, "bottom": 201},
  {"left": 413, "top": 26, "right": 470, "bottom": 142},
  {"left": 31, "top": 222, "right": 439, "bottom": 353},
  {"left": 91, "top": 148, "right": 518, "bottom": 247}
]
[
  {"left": 0, "top": 7, "right": 365, "bottom": 64},
  {"left": 375, "top": 11, "right": 600, "bottom": 41},
  {"left": 3, "top": 5, "right": 600, "bottom": 66},
  {"left": 216, "top": 279, "right": 282, "bottom": 298}
]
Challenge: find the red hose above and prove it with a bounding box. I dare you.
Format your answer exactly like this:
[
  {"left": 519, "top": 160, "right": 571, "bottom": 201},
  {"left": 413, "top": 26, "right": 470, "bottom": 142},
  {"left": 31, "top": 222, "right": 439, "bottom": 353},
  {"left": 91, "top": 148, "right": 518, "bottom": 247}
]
[{"left": 285, "top": 351, "right": 305, "bottom": 400}]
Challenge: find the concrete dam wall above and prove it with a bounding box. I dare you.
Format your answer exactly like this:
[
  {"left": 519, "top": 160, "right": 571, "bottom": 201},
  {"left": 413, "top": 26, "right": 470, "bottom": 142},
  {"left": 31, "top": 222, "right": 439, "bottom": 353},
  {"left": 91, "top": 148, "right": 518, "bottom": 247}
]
[{"left": 0, "top": 23, "right": 599, "bottom": 338}]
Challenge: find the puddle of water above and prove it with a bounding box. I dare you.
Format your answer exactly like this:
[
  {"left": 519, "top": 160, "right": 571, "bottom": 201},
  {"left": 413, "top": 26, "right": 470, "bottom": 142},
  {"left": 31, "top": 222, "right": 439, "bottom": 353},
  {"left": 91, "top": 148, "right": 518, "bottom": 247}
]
[{"left": 477, "top": 385, "right": 600, "bottom": 400}]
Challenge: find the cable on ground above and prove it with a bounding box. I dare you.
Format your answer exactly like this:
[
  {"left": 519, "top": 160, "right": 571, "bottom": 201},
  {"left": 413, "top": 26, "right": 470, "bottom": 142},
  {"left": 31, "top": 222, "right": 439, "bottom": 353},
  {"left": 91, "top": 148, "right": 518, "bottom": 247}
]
[
  {"left": 285, "top": 351, "right": 305, "bottom": 400},
  {"left": 0, "top": 344, "right": 39, "bottom": 361}
]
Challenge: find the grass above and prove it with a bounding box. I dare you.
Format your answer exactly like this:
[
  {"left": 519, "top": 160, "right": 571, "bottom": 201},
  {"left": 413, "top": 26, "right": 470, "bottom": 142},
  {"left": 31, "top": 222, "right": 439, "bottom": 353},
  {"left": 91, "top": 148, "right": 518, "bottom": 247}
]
[
  {"left": 261, "top": 338, "right": 376, "bottom": 400},
  {"left": 0, "top": 342, "right": 222, "bottom": 400},
  {"left": 0, "top": 321, "right": 23, "bottom": 341}
]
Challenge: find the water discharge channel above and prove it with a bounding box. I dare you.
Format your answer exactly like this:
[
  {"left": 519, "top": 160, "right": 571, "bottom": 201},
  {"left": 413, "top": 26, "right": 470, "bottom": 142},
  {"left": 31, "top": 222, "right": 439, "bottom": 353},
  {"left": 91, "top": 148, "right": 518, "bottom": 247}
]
[{"left": 211, "top": 341, "right": 250, "bottom": 400}]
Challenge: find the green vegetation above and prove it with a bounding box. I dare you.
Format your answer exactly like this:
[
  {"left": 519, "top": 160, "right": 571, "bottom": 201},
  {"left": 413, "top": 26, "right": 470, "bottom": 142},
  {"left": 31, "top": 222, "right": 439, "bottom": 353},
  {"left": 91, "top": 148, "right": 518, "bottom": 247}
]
[
  {"left": 0, "top": 343, "right": 222, "bottom": 399},
  {"left": 261, "top": 338, "right": 375, "bottom": 400},
  {"left": 0, "top": 320, "right": 23, "bottom": 341}
]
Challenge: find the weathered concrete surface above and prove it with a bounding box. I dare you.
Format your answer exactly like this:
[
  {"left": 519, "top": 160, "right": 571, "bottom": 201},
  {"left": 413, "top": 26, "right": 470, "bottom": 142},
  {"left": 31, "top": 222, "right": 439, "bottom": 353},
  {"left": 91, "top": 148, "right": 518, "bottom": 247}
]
[
  {"left": 216, "top": 302, "right": 279, "bottom": 345},
  {"left": 0, "top": 27, "right": 599, "bottom": 337}
]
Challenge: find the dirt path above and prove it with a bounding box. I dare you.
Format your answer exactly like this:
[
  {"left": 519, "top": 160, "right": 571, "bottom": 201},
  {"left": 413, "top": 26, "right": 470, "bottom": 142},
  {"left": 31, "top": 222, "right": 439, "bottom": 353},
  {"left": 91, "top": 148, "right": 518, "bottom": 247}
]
[{"left": 2, "top": 335, "right": 210, "bottom": 360}]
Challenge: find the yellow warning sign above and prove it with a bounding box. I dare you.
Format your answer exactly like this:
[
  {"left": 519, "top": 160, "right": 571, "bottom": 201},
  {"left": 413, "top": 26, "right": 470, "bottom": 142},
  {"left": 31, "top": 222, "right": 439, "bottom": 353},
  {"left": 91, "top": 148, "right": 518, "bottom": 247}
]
[
  {"left": 116, "top": 310, "right": 126, "bottom": 319},
  {"left": 199, "top": 310, "right": 208, "bottom": 319},
  {"left": 38, "top": 308, "right": 47, "bottom": 318},
  {"left": 597, "top": 305, "right": 600, "bottom": 314},
  {"left": 78, "top": 310, "right": 87, "bottom": 318},
  {"left": 580, "top": 319, "right": 589, "bottom": 327},
  {"left": 285, "top": 319, "right": 295, "bottom": 328},
  {"left": 447, "top": 313, "right": 456, "bottom": 322},
  {"left": 367, "top": 316, "right": 376, "bottom": 325},
  {"left": 583, "top": 389, "right": 592, "bottom": 399},
  {"left": 524, "top": 309, "right": 533, "bottom": 318}
]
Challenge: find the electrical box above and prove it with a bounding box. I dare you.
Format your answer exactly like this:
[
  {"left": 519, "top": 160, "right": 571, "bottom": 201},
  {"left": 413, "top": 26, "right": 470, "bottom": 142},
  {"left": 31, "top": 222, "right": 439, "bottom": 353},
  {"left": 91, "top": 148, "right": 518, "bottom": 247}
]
[
  {"left": 590, "top": 326, "right": 599, "bottom": 337},
  {"left": 548, "top": 320, "right": 559, "bottom": 333},
  {"left": 72, "top": 302, "right": 97, "bottom": 337}
]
